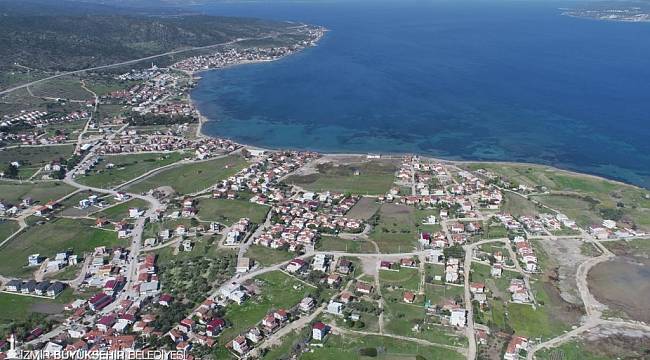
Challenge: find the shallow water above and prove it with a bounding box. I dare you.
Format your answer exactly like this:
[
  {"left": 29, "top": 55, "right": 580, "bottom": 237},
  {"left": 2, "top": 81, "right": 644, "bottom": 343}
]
[{"left": 588, "top": 256, "right": 650, "bottom": 322}]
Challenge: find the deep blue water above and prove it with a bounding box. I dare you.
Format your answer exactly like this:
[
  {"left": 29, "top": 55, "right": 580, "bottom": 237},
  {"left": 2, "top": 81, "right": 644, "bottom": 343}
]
[{"left": 189, "top": 0, "right": 650, "bottom": 188}]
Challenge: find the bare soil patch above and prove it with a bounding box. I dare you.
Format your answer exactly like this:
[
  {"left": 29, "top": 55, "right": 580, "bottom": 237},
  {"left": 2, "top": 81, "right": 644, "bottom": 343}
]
[
  {"left": 535, "top": 237, "right": 592, "bottom": 305},
  {"left": 347, "top": 197, "right": 380, "bottom": 220}
]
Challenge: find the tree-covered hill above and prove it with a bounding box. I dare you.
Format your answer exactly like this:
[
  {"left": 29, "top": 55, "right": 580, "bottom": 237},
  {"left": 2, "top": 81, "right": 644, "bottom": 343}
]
[{"left": 0, "top": 0, "right": 303, "bottom": 70}]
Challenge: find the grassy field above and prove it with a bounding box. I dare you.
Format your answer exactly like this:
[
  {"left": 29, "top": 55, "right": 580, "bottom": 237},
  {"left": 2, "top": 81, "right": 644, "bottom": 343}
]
[
  {"left": 0, "top": 217, "right": 124, "bottom": 277},
  {"left": 368, "top": 203, "right": 418, "bottom": 253},
  {"left": 536, "top": 341, "right": 608, "bottom": 360},
  {"left": 127, "top": 155, "right": 248, "bottom": 194},
  {"left": 316, "top": 236, "right": 377, "bottom": 253},
  {"left": 30, "top": 76, "right": 93, "bottom": 100},
  {"left": 92, "top": 198, "right": 149, "bottom": 222},
  {"left": 285, "top": 159, "right": 397, "bottom": 195},
  {"left": 0, "top": 288, "right": 79, "bottom": 322},
  {"left": 302, "top": 333, "right": 464, "bottom": 360},
  {"left": 346, "top": 196, "right": 380, "bottom": 220},
  {"left": 0, "top": 145, "right": 74, "bottom": 178},
  {"left": 0, "top": 219, "right": 20, "bottom": 242},
  {"left": 603, "top": 238, "right": 650, "bottom": 257},
  {"left": 0, "top": 181, "right": 76, "bottom": 204},
  {"left": 379, "top": 268, "right": 420, "bottom": 291},
  {"left": 501, "top": 191, "right": 541, "bottom": 217},
  {"left": 380, "top": 290, "right": 467, "bottom": 347},
  {"left": 466, "top": 162, "right": 650, "bottom": 231},
  {"left": 78, "top": 152, "right": 186, "bottom": 188},
  {"left": 142, "top": 218, "right": 197, "bottom": 240},
  {"left": 197, "top": 198, "right": 269, "bottom": 226},
  {"left": 245, "top": 245, "right": 294, "bottom": 267},
  {"left": 424, "top": 283, "right": 464, "bottom": 306},
  {"left": 217, "top": 271, "right": 309, "bottom": 346}
]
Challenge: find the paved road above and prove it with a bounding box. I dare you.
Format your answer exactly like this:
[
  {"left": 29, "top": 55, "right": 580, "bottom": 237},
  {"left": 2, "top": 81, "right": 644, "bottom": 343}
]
[{"left": 0, "top": 36, "right": 266, "bottom": 96}]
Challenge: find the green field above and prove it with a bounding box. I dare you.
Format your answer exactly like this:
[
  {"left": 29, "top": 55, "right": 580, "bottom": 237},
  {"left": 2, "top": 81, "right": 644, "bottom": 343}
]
[
  {"left": 301, "top": 333, "right": 464, "bottom": 360},
  {"left": 423, "top": 283, "right": 464, "bottom": 306},
  {"left": 0, "top": 288, "right": 78, "bottom": 322},
  {"left": 368, "top": 204, "right": 418, "bottom": 253},
  {"left": 217, "top": 271, "right": 309, "bottom": 345},
  {"left": 78, "top": 152, "right": 186, "bottom": 189},
  {"left": 501, "top": 191, "right": 541, "bottom": 217},
  {"left": 0, "top": 219, "right": 20, "bottom": 242},
  {"left": 127, "top": 155, "right": 248, "bottom": 194},
  {"left": 0, "top": 217, "right": 124, "bottom": 277},
  {"left": 0, "top": 145, "right": 74, "bottom": 178},
  {"left": 285, "top": 159, "right": 397, "bottom": 195},
  {"left": 466, "top": 162, "right": 650, "bottom": 231},
  {"left": 379, "top": 268, "right": 421, "bottom": 291},
  {"left": 30, "top": 76, "right": 93, "bottom": 100},
  {"left": 603, "top": 238, "right": 650, "bottom": 257},
  {"left": 531, "top": 194, "right": 601, "bottom": 229},
  {"left": 197, "top": 198, "right": 269, "bottom": 226},
  {"left": 244, "top": 245, "right": 294, "bottom": 267},
  {"left": 142, "top": 218, "right": 197, "bottom": 240},
  {"left": 317, "top": 236, "right": 377, "bottom": 253},
  {"left": 0, "top": 181, "right": 76, "bottom": 204},
  {"left": 536, "top": 339, "right": 639, "bottom": 360},
  {"left": 92, "top": 198, "right": 149, "bottom": 222}
]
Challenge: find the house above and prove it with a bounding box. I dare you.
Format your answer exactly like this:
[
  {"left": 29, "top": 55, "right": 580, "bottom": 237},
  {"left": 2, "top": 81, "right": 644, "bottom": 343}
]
[
  {"left": 5, "top": 279, "right": 22, "bottom": 292},
  {"left": 274, "top": 309, "right": 289, "bottom": 323},
  {"left": 246, "top": 327, "right": 263, "bottom": 343},
  {"left": 28, "top": 254, "right": 43, "bottom": 267},
  {"left": 327, "top": 274, "right": 342, "bottom": 287},
  {"left": 46, "top": 282, "right": 66, "bottom": 297},
  {"left": 470, "top": 283, "right": 486, "bottom": 294},
  {"left": 504, "top": 336, "right": 528, "bottom": 360},
  {"left": 403, "top": 291, "right": 416, "bottom": 304},
  {"left": 159, "top": 294, "right": 173, "bottom": 307},
  {"left": 400, "top": 258, "right": 417, "bottom": 268},
  {"left": 340, "top": 291, "right": 354, "bottom": 304},
  {"left": 97, "top": 315, "right": 116, "bottom": 332},
  {"left": 355, "top": 282, "right": 373, "bottom": 295},
  {"left": 236, "top": 257, "right": 251, "bottom": 273},
  {"left": 206, "top": 318, "right": 225, "bottom": 337},
  {"left": 232, "top": 335, "right": 249, "bottom": 355},
  {"left": 181, "top": 240, "right": 193, "bottom": 252},
  {"left": 337, "top": 259, "right": 352, "bottom": 274},
  {"left": 286, "top": 258, "right": 307, "bottom": 273},
  {"left": 326, "top": 301, "right": 344, "bottom": 316},
  {"left": 262, "top": 314, "right": 279, "bottom": 332},
  {"left": 312, "top": 322, "right": 329, "bottom": 341},
  {"left": 179, "top": 319, "right": 195, "bottom": 333},
  {"left": 449, "top": 309, "right": 466, "bottom": 327},
  {"left": 299, "top": 297, "right": 315, "bottom": 312},
  {"left": 379, "top": 260, "right": 396, "bottom": 271},
  {"left": 35, "top": 281, "right": 51, "bottom": 296},
  {"left": 21, "top": 280, "right": 37, "bottom": 294},
  {"left": 491, "top": 264, "right": 503, "bottom": 278}
]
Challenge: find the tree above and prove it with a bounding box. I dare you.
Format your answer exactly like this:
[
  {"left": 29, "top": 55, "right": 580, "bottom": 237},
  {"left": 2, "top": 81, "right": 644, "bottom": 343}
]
[{"left": 3, "top": 164, "right": 18, "bottom": 178}]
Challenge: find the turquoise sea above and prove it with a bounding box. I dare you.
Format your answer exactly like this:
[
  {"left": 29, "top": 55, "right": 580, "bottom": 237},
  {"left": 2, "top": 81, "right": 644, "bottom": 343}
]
[{"left": 189, "top": 0, "right": 650, "bottom": 188}]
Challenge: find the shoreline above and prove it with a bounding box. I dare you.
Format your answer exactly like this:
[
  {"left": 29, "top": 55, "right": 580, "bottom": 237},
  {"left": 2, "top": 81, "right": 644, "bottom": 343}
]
[{"left": 185, "top": 35, "right": 648, "bottom": 192}]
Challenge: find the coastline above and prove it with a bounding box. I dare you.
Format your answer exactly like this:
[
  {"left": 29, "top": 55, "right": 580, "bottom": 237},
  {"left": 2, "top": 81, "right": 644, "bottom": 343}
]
[
  {"left": 192, "top": 97, "right": 647, "bottom": 191},
  {"left": 185, "top": 33, "right": 647, "bottom": 192}
]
